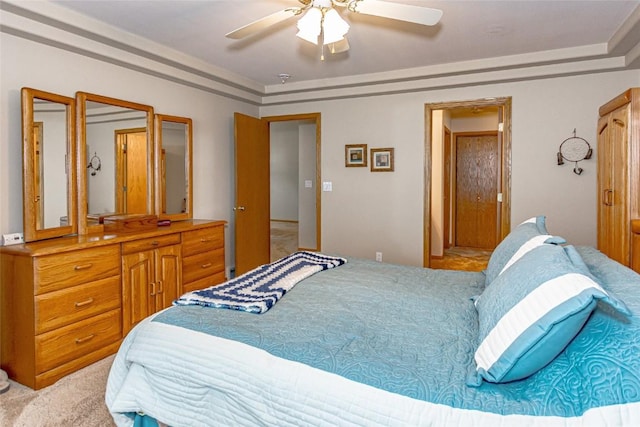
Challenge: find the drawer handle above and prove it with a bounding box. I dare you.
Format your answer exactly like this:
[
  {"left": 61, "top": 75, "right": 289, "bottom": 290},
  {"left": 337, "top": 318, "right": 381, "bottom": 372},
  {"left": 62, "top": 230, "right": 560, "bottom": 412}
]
[
  {"left": 74, "top": 298, "right": 94, "bottom": 308},
  {"left": 75, "top": 334, "right": 95, "bottom": 344},
  {"left": 74, "top": 263, "right": 93, "bottom": 271},
  {"left": 151, "top": 241, "right": 160, "bottom": 246},
  {"left": 157, "top": 280, "right": 164, "bottom": 294},
  {"left": 150, "top": 282, "right": 156, "bottom": 296},
  {"left": 200, "top": 238, "right": 211, "bottom": 243},
  {"left": 201, "top": 262, "right": 212, "bottom": 269}
]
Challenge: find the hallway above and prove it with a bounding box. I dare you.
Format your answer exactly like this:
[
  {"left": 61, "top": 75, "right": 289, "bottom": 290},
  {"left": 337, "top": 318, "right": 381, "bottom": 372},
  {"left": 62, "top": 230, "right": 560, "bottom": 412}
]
[{"left": 430, "top": 247, "right": 491, "bottom": 272}]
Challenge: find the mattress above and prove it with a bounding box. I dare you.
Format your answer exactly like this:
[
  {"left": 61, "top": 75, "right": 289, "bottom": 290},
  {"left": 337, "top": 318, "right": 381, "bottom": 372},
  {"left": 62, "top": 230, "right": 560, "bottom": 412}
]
[{"left": 106, "top": 247, "right": 640, "bottom": 426}]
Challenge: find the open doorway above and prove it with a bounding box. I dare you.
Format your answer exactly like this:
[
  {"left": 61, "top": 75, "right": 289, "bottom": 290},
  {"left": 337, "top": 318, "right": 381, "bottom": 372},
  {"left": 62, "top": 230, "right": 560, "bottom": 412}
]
[
  {"left": 234, "top": 113, "right": 321, "bottom": 275},
  {"left": 424, "top": 98, "right": 512, "bottom": 268},
  {"left": 269, "top": 119, "right": 317, "bottom": 261}
]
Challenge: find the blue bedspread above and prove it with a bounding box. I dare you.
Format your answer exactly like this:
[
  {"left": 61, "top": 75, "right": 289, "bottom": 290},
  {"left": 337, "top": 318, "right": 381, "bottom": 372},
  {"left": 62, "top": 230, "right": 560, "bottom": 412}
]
[{"left": 152, "top": 247, "right": 640, "bottom": 418}]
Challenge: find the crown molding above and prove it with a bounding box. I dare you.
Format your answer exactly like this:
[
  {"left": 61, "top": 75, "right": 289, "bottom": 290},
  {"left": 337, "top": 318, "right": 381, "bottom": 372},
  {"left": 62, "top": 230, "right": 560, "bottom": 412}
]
[{"left": 2, "top": 0, "right": 639, "bottom": 106}]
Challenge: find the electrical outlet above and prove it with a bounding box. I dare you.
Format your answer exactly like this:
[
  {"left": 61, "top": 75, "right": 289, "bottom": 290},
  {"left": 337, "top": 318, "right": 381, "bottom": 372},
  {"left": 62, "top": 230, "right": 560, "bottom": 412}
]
[
  {"left": 2, "top": 232, "right": 24, "bottom": 246},
  {"left": 375, "top": 251, "right": 383, "bottom": 262}
]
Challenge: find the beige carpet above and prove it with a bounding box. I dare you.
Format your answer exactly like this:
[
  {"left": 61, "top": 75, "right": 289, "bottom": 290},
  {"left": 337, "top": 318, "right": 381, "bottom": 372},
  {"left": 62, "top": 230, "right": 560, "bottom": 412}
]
[
  {"left": 271, "top": 220, "right": 299, "bottom": 262},
  {"left": 0, "top": 355, "right": 116, "bottom": 427}
]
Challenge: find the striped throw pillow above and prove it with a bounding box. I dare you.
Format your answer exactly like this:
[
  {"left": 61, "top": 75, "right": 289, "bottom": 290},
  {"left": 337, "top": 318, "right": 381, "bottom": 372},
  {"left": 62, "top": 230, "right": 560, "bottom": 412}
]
[{"left": 470, "top": 244, "right": 631, "bottom": 386}]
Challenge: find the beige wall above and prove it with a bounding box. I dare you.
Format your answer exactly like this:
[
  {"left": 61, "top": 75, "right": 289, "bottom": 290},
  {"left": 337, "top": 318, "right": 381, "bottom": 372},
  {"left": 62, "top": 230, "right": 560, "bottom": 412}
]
[
  {"left": 0, "top": 31, "right": 259, "bottom": 268},
  {"left": 261, "top": 70, "right": 640, "bottom": 266},
  {"left": 269, "top": 121, "right": 317, "bottom": 250},
  {"left": 270, "top": 122, "right": 300, "bottom": 221},
  {"left": 298, "top": 123, "right": 318, "bottom": 250},
  {"left": 2, "top": 18, "right": 640, "bottom": 270}
]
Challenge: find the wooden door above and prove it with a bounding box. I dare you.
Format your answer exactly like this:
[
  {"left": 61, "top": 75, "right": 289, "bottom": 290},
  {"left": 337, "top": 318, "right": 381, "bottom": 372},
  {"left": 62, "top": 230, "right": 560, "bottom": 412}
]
[
  {"left": 598, "top": 105, "right": 630, "bottom": 264},
  {"left": 597, "top": 114, "right": 611, "bottom": 254},
  {"left": 455, "top": 133, "right": 499, "bottom": 249},
  {"left": 122, "top": 249, "right": 153, "bottom": 335},
  {"left": 154, "top": 244, "right": 182, "bottom": 311},
  {"left": 234, "top": 112, "right": 270, "bottom": 275},
  {"left": 610, "top": 105, "right": 630, "bottom": 265},
  {"left": 116, "top": 130, "right": 147, "bottom": 214}
]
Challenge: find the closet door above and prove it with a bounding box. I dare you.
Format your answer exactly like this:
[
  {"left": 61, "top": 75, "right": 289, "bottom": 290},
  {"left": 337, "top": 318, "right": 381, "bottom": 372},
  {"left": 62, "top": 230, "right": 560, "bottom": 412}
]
[
  {"left": 610, "top": 105, "right": 630, "bottom": 265},
  {"left": 597, "top": 103, "right": 630, "bottom": 265}
]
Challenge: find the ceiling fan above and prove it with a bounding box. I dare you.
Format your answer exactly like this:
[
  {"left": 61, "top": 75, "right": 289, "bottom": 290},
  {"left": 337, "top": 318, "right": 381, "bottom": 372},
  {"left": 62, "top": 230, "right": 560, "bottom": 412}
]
[{"left": 226, "top": 0, "right": 443, "bottom": 56}]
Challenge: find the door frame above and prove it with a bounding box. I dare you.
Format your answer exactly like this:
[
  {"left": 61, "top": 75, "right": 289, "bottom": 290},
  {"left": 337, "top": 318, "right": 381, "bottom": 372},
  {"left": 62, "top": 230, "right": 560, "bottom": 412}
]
[
  {"left": 262, "top": 113, "right": 322, "bottom": 253},
  {"left": 424, "top": 98, "right": 512, "bottom": 267},
  {"left": 443, "top": 126, "right": 451, "bottom": 250}
]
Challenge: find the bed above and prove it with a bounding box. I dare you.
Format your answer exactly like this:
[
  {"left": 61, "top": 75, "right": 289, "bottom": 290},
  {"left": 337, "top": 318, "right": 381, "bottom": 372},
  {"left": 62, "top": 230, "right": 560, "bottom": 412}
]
[{"left": 106, "top": 217, "right": 640, "bottom": 426}]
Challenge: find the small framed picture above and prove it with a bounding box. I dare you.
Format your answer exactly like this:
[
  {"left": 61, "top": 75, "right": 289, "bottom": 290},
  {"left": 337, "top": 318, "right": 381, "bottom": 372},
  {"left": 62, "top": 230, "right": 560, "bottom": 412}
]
[
  {"left": 370, "top": 148, "right": 394, "bottom": 172},
  {"left": 345, "top": 144, "right": 367, "bottom": 167}
]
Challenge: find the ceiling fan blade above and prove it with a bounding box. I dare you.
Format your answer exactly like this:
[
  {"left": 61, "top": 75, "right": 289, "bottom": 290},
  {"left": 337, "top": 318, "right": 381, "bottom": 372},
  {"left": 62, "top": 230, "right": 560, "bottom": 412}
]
[
  {"left": 350, "top": 0, "right": 443, "bottom": 26},
  {"left": 328, "top": 37, "right": 350, "bottom": 54},
  {"left": 226, "top": 8, "right": 302, "bottom": 39}
]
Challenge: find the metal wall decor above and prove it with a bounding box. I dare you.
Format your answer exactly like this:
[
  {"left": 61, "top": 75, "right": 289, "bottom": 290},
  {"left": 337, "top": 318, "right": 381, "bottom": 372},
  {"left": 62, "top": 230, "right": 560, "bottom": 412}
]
[
  {"left": 557, "top": 129, "right": 592, "bottom": 175},
  {"left": 87, "top": 152, "right": 102, "bottom": 176}
]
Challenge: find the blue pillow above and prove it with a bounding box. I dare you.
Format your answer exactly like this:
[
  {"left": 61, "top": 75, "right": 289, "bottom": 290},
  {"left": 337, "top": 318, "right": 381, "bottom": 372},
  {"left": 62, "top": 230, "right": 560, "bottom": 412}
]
[
  {"left": 469, "top": 244, "right": 631, "bottom": 386},
  {"left": 484, "top": 216, "right": 565, "bottom": 286}
]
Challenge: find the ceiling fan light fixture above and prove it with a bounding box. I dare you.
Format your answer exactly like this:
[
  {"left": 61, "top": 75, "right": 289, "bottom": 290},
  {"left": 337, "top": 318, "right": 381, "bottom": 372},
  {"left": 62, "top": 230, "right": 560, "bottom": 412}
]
[
  {"left": 322, "top": 8, "right": 349, "bottom": 44},
  {"left": 296, "top": 7, "right": 322, "bottom": 44}
]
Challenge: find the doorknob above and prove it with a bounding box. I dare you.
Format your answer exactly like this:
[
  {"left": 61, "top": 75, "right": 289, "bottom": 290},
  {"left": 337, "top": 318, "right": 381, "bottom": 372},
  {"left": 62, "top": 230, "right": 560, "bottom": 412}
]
[{"left": 233, "top": 206, "right": 246, "bottom": 211}]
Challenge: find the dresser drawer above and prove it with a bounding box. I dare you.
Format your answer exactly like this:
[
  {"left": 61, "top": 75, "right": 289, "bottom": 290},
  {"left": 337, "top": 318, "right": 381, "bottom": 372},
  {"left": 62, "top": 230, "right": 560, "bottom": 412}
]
[
  {"left": 121, "top": 233, "right": 181, "bottom": 255},
  {"left": 35, "top": 309, "right": 121, "bottom": 374},
  {"left": 35, "top": 276, "right": 121, "bottom": 334},
  {"left": 183, "top": 272, "right": 226, "bottom": 293},
  {"left": 183, "top": 248, "right": 225, "bottom": 285},
  {"left": 35, "top": 245, "right": 120, "bottom": 294},
  {"left": 182, "top": 226, "right": 224, "bottom": 257}
]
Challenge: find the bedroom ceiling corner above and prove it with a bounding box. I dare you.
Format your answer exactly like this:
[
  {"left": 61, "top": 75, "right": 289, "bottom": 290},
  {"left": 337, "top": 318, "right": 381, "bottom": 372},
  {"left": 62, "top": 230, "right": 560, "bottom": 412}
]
[{"left": 38, "top": 0, "right": 640, "bottom": 91}]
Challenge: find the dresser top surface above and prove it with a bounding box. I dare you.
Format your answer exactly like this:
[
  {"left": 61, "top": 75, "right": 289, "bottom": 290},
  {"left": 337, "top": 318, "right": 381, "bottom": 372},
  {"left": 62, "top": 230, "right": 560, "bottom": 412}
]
[{"left": 0, "top": 219, "right": 226, "bottom": 257}]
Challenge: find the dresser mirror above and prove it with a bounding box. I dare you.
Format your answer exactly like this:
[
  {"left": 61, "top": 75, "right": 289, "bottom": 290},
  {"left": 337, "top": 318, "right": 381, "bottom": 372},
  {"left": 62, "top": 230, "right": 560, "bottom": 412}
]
[
  {"left": 76, "top": 92, "right": 154, "bottom": 234},
  {"left": 21, "top": 87, "right": 77, "bottom": 242},
  {"left": 155, "top": 114, "right": 193, "bottom": 221}
]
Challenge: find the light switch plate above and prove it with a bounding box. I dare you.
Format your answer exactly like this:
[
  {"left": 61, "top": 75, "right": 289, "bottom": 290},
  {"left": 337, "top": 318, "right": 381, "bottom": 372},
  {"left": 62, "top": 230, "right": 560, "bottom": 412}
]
[
  {"left": 322, "top": 181, "right": 333, "bottom": 192},
  {"left": 2, "top": 232, "right": 24, "bottom": 246}
]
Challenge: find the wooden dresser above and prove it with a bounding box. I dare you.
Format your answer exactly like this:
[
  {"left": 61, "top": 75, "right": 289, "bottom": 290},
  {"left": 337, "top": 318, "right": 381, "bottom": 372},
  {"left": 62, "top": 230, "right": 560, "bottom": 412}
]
[{"left": 1, "top": 219, "right": 226, "bottom": 389}]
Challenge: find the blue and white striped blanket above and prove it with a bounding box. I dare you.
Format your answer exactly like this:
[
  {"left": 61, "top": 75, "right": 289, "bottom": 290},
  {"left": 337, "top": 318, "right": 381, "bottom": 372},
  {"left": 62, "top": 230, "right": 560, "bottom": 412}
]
[{"left": 174, "top": 251, "right": 347, "bottom": 314}]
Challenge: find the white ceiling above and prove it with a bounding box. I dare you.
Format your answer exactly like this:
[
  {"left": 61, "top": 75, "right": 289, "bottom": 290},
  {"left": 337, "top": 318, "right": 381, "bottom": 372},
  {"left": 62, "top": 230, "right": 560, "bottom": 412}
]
[{"left": 47, "top": 0, "right": 640, "bottom": 88}]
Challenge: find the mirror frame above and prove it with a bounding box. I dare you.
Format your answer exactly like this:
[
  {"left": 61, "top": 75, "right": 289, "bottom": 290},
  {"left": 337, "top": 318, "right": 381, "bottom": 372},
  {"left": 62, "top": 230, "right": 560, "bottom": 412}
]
[
  {"left": 154, "top": 114, "right": 193, "bottom": 221},
  {"left": 76, "top": 92, "right": 155, "bottom": 235},
  {"left": 21, "top": 87, "right": 77, "bottom": 242}
]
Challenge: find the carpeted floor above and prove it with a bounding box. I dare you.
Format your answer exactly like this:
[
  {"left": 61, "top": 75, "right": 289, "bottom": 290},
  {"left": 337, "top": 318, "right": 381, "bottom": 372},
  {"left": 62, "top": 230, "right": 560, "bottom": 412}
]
[
  {"left": 271, "top": 220, "right": 299, "bottom": 261},
  {"left": 430, "top": 246, "right": 491, "bottom": 272},
  {"left": 0, "top": 355, "right": 116, "bottom": 427}
]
